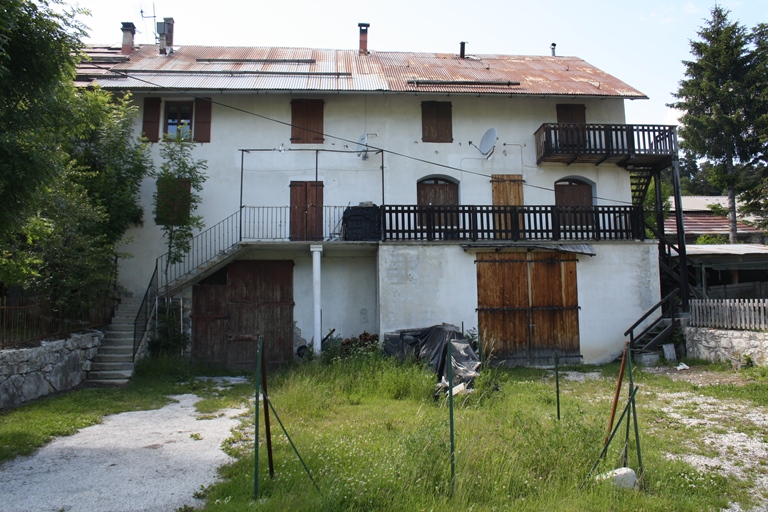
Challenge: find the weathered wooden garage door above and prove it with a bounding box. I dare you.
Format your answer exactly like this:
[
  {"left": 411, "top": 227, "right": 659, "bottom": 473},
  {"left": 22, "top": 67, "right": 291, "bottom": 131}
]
[
  {"left": 192, "top": 260, "right": 294, "bottom": 369},
  {"left": 476, "top": 251, "right": 579, "bottom": 364}
]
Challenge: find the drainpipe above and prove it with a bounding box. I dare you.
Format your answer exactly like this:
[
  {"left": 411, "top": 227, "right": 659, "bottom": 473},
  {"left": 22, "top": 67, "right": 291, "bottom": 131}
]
[{"left": 310, "top": 245, "right": 323, "bottom": 353}]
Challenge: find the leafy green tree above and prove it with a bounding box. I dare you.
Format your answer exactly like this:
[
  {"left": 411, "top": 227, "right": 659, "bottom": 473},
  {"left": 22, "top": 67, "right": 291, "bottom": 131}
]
[
  {"left": 67, "top": 90, "right": 153, "bottom": 244},
  {"left": 0, "top": 0, "right": 86, "bottom": 234},
  {"left": 0, "top": 169, "right": 114, "bottom": 311},
  {"left": 669, "top": 6, "right": 763, "bottom": 243},
  {"left": 153, "top": 131, "right": 208, "bottom": 273}
]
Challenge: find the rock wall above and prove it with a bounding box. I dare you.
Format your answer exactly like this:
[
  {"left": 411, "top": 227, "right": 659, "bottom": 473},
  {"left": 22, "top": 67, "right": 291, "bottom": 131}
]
[
  {"left": 0, "top": 331, "right": 102, "bottom": 409},
  {"left": 684, "top": 327, "right": 768, "bottom": 367}
]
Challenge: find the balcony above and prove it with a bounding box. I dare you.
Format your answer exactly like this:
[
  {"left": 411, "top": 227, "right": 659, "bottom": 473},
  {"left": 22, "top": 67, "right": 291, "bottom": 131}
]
[
  {"left": 534, "top": 123, "right": 677, "bottom": 170},
  {"left": 234, "top": 205, "right": 643, "bottom": 242},
  {"left": 381, "top": 205, "right": 644, "bottom": 242}
]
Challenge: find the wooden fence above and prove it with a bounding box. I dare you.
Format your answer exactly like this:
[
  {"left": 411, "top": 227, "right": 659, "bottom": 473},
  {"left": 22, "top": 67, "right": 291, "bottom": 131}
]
[
  {"left": 1, "top": 295, "right": 114, "bottom": 349},
  {"left": 689, "top": 299, "right": 768, "bottom": 330}
]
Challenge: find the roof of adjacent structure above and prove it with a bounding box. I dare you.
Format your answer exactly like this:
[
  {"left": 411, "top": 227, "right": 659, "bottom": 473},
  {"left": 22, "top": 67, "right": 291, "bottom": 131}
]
[
  {"left": 77, "top": 44, "right": 648, "bottom": 98},
  {"left": 664, "top": 215, "right": 764, "bottom": 237}
]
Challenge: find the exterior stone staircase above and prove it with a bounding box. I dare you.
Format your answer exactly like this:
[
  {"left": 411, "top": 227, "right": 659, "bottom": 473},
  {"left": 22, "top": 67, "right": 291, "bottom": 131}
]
[{"left": 87, "top": 297, "right": 142, "bottom": 385}]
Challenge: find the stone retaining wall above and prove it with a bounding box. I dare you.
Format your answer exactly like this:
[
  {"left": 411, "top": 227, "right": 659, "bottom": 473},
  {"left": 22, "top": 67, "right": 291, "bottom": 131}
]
[
  {"left": 684, "top": 327, "right": 768, "bottom": 367},
  {"left": 0, "top": 331, "right": 103, "bottom": 409}
]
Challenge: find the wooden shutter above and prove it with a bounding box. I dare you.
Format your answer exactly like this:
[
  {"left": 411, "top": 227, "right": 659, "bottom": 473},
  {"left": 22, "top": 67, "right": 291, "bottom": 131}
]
[
  {"left": 492, "top": 174, "right": 524, "bottom": 239},
  {"left": 291, "top": 99, "right": 324, "bottom": 143},
  {"left": 194, "top": 97, "right": 212, "bottom": 142},
  {"left": 556, "top": 104, "right": 586, "bottom": 124},
  {"left": 143, "top": 97, "right": 161, "bottom": 142},
  {"left": 421, "top": 101, "right": 453, "bottom": 143}
]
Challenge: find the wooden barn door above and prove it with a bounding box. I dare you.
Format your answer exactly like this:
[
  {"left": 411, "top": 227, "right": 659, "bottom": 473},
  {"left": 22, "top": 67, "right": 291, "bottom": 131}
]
[
  {"left": 476, "top": 251, "right": 579, "bottom": 364},
  {"left": 191, "top": 261, "right": 294, "bottom": 369},
  {"left": 290, "top": 181, "right": 323, "bottom": 241}
]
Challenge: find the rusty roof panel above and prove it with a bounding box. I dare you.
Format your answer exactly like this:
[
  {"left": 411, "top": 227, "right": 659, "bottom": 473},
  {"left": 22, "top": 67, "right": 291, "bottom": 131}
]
[{"left": 81, "top": 45, "right": 646, "bottom": 98}]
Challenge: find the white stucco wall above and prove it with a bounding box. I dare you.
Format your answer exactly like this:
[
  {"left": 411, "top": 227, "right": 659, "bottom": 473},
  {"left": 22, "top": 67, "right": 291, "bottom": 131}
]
[
  {"left": 377, "top": 241, "right": 660, "bottom": 364},
  {"left": 378, "top": 244, "right": 478, "bottom": 334},
  {"left": 575, "top": 241, "right": 660, "bottom": 363},
  {"left": 117, "top": 92, "right": 630, "bottom": 296}
]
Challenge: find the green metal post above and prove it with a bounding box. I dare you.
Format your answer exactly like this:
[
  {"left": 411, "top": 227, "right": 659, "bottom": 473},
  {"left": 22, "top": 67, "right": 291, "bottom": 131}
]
[
  {"left": 448, "top": 340, "right": 456, "bottom": 495},
  {"left": 254, "top": 336, "right": 263, "bottom": 499},
  {"left": 555, "top": 351, "right": 561, "bottom": 421},
  {"left": 626, "top": 349, "right": 643, "bottom": 476}
]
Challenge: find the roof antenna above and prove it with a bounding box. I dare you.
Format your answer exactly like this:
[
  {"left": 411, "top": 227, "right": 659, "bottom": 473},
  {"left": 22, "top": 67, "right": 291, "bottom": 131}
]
[{"left": 140, "top": 3, "right": 157, "bottom": 44}]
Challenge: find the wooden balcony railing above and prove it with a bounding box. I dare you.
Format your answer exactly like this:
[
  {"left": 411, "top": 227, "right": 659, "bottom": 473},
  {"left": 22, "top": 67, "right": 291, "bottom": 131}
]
[
  {"left": 381, "top": 205, "right": 644, "bottom": 242},
  {"left": 534, "top": 123, "right": 677, "bottom": 169}
]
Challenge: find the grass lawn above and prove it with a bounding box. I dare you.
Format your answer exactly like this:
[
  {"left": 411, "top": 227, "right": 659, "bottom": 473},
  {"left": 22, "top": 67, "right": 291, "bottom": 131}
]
[{"left": 2, "top": 351, "right": 767, "bottom": 511}]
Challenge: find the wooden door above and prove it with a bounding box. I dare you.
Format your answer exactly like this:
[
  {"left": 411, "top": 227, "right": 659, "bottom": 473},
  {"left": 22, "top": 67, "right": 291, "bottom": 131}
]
[
  {"left": 290, "top": 181, "right": 323, "bottom": 241},
  {"left": 227, "top": 260, "right": 294, "bottom": 368},
  {"left": 555, "top": 179, "right": 594, "bottom": 229},
  {"left": 191, "top": 269, "right": 228, "bottom": 365},
  {"left": 491, "top": 174, "right": 523, "bottom": 239},
  {"left": 417, "top": 178, "right": 458, "bottom": 228},
  {"left": 556, "top": 104, "right": 586, "bottom": 149},
  {"left": 476, "top": 251, "right": 579, "bottom": 364},
  {"left": 191, "top": 261, "right": 294, "bottom": 370}
]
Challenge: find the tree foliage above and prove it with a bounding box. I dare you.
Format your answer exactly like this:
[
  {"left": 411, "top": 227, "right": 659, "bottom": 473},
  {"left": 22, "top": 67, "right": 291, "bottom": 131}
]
[
  {"left": 669, "top": 6, "right": 768, "bottom": 242},
  {"left": 0, "top": 0, "right": 86, "bottom": 233},
  {"left": 67, "top": 90, "right": 152, "bottom": 244},
  {"left": 153, "top": 131, "right": 208, "bottom": 269}
]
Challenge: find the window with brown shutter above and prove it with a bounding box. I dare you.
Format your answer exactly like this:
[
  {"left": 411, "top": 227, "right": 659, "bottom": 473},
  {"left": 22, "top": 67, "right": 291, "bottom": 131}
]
[
  {"left": 142, "top": 97, "right": 161, "bottom": 143},
  {"left": 421, "top": 101, "right": 453, "bottom": 143},
  {"left": 155, "top": 177, "right": 191, "bottom": 226},
  {"left": 291, "top": 99, "right": 324, "bottom": 144},
  {"left": 142, "top": 97, "right": 212, "bottom": 143}
]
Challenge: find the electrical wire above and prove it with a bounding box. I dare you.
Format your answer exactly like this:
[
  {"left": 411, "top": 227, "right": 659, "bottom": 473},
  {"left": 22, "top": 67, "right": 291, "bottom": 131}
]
[{"left": 85, "top": 63, "right": 638, "bottom": 206}]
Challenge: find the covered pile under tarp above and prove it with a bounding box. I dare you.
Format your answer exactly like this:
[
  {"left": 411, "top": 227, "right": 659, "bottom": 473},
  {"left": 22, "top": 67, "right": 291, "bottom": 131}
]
[{"left": 384, "top": 324, "right": 481, "bottom": 384}]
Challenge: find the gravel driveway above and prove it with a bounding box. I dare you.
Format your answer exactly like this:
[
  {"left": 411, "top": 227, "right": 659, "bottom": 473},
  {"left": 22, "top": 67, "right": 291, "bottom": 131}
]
[{"left": 0, "top": 393, "right": 247, "bottom": 512}]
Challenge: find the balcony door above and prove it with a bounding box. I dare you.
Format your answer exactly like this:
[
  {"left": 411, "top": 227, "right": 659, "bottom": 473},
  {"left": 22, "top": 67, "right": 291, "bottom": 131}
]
[
  {"left": 417, "top": 177, "right": 458, "bottom": 229},
  {"left": 491, "top": 174, "right": 524, "bottom": 239},
  {"left": 556, "top": 104, "right": 586, "bottom": 149},
  {"left": 290, "top": 181, "right": 323, "bottom": 241},
  {"left": 555, "top": 178, "right": 594, "bottom": 231}
]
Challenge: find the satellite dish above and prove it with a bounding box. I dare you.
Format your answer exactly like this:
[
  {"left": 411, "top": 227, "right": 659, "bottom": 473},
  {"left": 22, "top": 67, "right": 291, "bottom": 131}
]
[
  {"left": 355, "top": 133, "right": 369, "bottom": 160},
  {"left": 478, "top": 128, "right": 497, "bottom": 158}
]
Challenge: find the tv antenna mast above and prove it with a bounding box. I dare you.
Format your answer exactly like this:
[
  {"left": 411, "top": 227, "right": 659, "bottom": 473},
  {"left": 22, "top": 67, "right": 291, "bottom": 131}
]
[{"left": 139, "top": 4, "right": 157, "bottom": 44}]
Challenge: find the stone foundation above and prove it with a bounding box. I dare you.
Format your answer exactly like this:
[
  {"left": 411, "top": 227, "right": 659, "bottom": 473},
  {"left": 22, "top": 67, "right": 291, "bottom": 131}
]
[
  {"left": 0, "top": 331, "right": 103, "bottom": 409},
  {"left": 684, "top": 327, "right": 768, "bottom": 367}
]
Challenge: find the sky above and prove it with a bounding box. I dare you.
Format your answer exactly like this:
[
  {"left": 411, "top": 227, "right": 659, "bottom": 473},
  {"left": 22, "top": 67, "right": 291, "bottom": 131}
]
[{"left": 69, "top": 0, "right": 768, "bottom": 126}]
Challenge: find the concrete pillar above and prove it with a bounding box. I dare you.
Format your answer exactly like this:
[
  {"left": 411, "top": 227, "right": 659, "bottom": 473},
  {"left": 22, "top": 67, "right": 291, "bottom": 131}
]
[{"left": 310, "top": 245, "right": 323, "bottom": 353}]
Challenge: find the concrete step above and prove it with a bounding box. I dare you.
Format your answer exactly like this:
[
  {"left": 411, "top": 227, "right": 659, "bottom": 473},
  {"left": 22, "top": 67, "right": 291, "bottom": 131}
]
[
  {"left": 103, "top": 332, "right": 133, "bottom": 341},
  {"left": 97, "top": 346, "right": 133, "bottom": 356},
  {"left": 88, "top": 369, "right": 133, "bottom": 380},
  {"left": 87, "top": 379, "right": 130, "bottom": 386},
  {"left": 93, "top": 353, "right": 134, "bottom": 363},
  {"left": 91, "top": 361, "right": 134, "bottom": 372}
]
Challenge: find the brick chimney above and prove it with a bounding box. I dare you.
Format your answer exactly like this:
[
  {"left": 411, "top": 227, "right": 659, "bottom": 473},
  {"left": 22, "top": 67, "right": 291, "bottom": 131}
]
[
  {"left": 121, "top": 22, "right": 136, "bottom": 55},
  {"left": 358, "top": 23, "right": 370, "bottom": 55},
  {"left": 157, "top": 17, "right": 175, "bottom": 55},
  {"left": 163, "top": 18, "right": 175, "bottom": 47}
]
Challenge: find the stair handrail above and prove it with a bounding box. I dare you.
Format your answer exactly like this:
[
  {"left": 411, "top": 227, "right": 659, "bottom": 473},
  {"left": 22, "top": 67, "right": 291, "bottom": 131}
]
[
  {"left": 133, "top": 264, "right": 158, "bottom": 361},
  {"left": 157, "top": 209, "right": 242, "bottom": 294},
  {"left": 624, "top": 288, "right": 679, "bottom": 347}
]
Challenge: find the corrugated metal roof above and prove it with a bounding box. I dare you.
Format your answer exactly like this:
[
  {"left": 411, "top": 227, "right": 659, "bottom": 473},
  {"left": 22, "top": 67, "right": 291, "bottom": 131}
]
[
  {"left": 676, "top": 244, "right": 768, "bottom": 257},
  {"left": 78, "top": 44, "right": 646, "bottom": 98},
  {"left": 664, "top": 214, "right": 764, "bottom": 236}
]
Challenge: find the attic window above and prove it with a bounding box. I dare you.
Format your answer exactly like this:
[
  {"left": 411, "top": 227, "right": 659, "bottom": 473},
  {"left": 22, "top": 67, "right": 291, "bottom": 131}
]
[
  {"left": 291, "top": 99, "right": 324, "bottom": 144},
  {"left": 142, "top": 97, "right": 212, "bottom": 143},
  {"left": 421, "top": 101, "right": 453, "bottom": 143}
]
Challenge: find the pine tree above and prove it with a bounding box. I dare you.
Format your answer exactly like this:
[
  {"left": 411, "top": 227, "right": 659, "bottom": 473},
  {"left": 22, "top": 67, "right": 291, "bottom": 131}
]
[{"left": 669, "top": 6, "right": 762, "bottom": 243}]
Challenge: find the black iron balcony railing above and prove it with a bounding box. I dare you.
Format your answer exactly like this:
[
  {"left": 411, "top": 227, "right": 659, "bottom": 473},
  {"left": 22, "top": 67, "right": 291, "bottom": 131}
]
[
  {"left": 381, "top": 205, "right": 644, "bottom": 242},
  {"left": 534, "top": 123, "right": 677, "bottom": 170}
]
